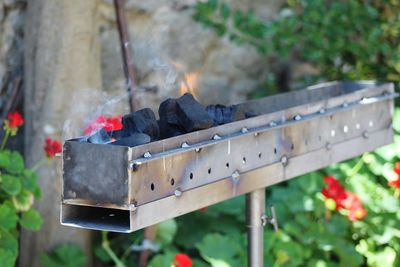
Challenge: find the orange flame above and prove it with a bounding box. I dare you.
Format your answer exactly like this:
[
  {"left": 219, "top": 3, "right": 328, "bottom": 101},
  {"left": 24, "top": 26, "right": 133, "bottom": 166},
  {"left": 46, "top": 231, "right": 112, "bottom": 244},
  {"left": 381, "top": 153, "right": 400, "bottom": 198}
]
[{"left": 179, "top": 72, "right": 199, "bottom": 99}]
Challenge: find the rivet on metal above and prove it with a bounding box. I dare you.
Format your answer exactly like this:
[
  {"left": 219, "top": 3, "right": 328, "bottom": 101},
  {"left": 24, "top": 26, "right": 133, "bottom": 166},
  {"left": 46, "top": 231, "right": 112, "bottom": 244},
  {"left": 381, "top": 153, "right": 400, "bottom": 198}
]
[
  {"left": 325, "top": 142, "right": 332, "bottom": 150},
  {"left": 195, "top": 147, "right": 201, "bottom": 153},
  {"left": 269, "top": 121, "right": 277, "bottom": 127},
  {"left": 213, "top": 134, "right": 222, "bottom": 140},
  {"left": 261, "top": 214, "right": 268, "bottom": 226},
  {"left": 362, "top": 131, "right": 369, "bottom": 139},
  {"left": 280, "top": 155, "right": 289, "bottom": 166},
  {"left": 254, "top": 132, "right": 259, "bottom": 137},
  {"left": 241, "top": 127, "right": 249, "bottom": 133},
  {"left": 232, "top": 171, "right": 240, "bottom": 180},
  {"left": 293, "top": 114, "right": 302, "bottom": 121},
  {"left": 261, "top": 207, "right": 279, "bottom": 231},
  {"left": 143, "top": 152, "right": 152, "bottom": 158},
  {"left": 130, "top": 204, "right": 137, "bottom": 213},
  {"left": 130, "top": 162, "right": 140, "bottom": 171},
  {"left": 181, "top": 142, "right": 190, "bottom": 148},
  {"left": 319, "top": 108, "right": 326, "bottom": 114},
  {"left": 174, "top": 188, "right": 182, "bottom": 197}
]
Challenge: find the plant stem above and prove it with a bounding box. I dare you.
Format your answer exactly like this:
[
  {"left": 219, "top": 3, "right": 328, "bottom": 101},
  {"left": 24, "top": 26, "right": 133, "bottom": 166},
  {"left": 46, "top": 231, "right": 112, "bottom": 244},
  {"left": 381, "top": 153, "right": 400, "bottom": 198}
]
[
  {"left": 102, "top": 231, "right": 127, "bottom": 267},
  {"left": 325, "top": 208, "right": 331, "bottom": 221},
  {"left": 395, "top": 189, "right": 400, "bottom": 198},
  {"left": 348, "top": 153, "right": 368, "bottom": 178},
  {"left": 0, "top": 130, "right": 10, "bottom": 150},
  {"left": 31, "top": 158, "right": 47, "bottom": 172}
]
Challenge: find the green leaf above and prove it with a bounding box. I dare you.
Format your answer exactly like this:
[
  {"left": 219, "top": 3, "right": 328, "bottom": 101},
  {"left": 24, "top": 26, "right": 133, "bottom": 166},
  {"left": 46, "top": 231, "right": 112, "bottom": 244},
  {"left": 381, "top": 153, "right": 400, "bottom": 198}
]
[
  {"left": 1, "top": 174, "right": 21, "bottom": 196},
  {"left": 12, "top": 190, "right": 34, "bottom": 211},
  {"left": 22, "top": 170, "right": 39, "bottom": 192},
  {"left": 20, "top": 208, "right": 43, "bottom": 231},
  {"left": 0, "top": 229, "right": 18, "bottom": 254},
  {"left": 156, "top": 219, "right": 177, "bottom": 246},
  {"left": 0, "top": 248, "right": 16, "bottom": 267},
  {"left": 148, "top": 252, "right": 175, "bottom": 267},
  {"left": 5, "top": 151, "right": 24, "bottom": 174},
  {"left": 0, "top": 228, "right": 18, "bottom": 267},
  {"left": 196, "top": 234, "right": 241, "bottom": 266},
  {"left": 40, "top": 244, "right": 86, "bottom": 267},
  {"left": 0, "top": 203, "right": 18, "bottom": 230},
  {"left": 0, "top": 151, "right": 11, "bottom": 168}
]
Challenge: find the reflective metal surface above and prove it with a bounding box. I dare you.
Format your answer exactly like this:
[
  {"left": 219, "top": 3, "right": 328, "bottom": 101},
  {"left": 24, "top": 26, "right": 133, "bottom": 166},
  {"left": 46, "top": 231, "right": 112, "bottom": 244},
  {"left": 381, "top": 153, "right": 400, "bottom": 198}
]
[{"left": 61, "top": 81, "right": 396, "bottom": 232}]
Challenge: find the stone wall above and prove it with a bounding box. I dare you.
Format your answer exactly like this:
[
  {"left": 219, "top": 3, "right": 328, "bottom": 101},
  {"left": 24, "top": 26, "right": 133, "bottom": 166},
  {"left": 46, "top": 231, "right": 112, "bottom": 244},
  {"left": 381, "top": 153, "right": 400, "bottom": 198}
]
[
  {"left": 98, "top": 0, "right": 285, "bottom": 111},
  {"left": 0, "top": 0, "right": 25, "bottom": 110}
]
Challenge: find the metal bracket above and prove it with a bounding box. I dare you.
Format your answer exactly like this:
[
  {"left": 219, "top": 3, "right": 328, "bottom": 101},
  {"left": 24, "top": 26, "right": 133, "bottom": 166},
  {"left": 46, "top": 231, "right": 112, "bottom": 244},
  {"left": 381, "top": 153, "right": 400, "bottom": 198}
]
[{"left": 261, "top": 206, "right": 278, "bottom": 231}]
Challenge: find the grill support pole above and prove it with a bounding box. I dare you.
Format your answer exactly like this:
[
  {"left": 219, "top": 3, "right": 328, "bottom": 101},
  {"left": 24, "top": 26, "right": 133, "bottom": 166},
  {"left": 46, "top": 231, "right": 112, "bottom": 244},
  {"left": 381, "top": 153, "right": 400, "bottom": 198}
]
[
  {"left": 114, "top": 0, "right": 139, "bottom": 112},
  {"left": 246, "top": 189, "right": 265, "bottom": 267}
]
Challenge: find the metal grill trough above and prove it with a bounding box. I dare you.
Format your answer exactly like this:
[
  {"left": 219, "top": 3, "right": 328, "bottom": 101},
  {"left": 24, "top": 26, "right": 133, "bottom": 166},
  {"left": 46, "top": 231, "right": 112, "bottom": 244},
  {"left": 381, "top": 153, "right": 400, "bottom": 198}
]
[{"left": 61, "top": 81, "right": 396, "bottom": 234}]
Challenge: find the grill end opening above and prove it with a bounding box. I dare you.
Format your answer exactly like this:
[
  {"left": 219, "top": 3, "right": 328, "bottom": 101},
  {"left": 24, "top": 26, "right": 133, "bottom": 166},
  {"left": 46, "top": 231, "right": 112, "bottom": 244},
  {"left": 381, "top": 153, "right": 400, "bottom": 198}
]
[{"left": 61, "top": 204, "right": 131, "bottom": 233}]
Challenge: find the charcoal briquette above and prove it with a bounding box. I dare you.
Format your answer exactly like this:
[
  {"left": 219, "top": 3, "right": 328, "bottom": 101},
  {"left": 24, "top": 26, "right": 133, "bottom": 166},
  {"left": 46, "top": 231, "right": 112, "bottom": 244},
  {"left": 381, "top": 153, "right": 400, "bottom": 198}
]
[
  {"left": 176, "top": 93, "right": 214, "bottom": 132},
  {"left": 158, "top": 120, "right": 186, "bottom": 139},
  {"left": 122, "top": 108, "right": 160, "bottom": 140},
  {"left": 158, "top": 98, "right": 179, "bottom": 125}
]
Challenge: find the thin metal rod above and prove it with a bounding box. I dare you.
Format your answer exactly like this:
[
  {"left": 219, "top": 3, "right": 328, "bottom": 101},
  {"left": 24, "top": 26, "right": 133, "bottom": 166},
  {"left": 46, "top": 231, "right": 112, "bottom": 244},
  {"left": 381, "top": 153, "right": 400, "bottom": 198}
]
[
  {"left": 0, "top": 76, "right": 22, "bottom": 126},
  {"left": 246, "top": 189, "right": 265, "bottom": 267},
  {"left": 113, "top": 0, "right": 139, "bottom": 112}
]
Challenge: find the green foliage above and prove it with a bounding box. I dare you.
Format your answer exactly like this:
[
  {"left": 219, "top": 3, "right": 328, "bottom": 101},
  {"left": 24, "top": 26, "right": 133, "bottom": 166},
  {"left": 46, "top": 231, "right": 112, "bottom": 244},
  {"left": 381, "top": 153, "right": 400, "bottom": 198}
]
[
  {"left": 40, "top": 244, "right": 86, "bottom": 267},
  {"left": 0, "top": 149, "right": 42, "bottom": 265},
  {"left": 193, "top": 0, "right": 400, "bottom": 88}
]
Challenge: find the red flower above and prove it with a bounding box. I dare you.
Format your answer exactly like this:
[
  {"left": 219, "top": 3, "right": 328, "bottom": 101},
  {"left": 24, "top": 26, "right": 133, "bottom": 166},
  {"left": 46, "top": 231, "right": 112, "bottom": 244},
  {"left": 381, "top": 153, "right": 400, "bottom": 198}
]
[
  {"left": 388, "top": 162, "right": 400, "bottom": 188},
  {"left": 172, "top": 253, "right": 192, "bottom": 267},
  {"left": 321, "top": 176, "right": 347, "bottom": 210},
  {"left": 83, "top": 115, "right": 123, "bottom": 135},
  {"left": 322, "top": 176, "right": 367, "bottom": 221},
  {"left": 6, "top": 111, "right": 24, "bottom": 130},
  {"left": 342, "top": 192, "right": 367, "bottom": 221},
  {"left": 44, "top": 138, "right": 62, "bottom": 158}
]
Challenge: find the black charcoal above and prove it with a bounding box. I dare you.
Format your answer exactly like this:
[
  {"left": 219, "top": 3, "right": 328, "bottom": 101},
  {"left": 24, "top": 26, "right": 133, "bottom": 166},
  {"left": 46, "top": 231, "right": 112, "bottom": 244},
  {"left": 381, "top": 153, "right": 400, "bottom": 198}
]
[
  {"left": 176, "top": 93, "right": 214, "bottom": 132},
  {"left": 111, "top": 133, "right": 151, "bottom": 147},
  {"left": 109, "top": 129, "right": 125, "bottom": 140},
  {"left": 87, "top": 128, "right": 112, "bottom": 144},
  {"left": 122, "top": 108, "right": 160, "bottom": 141},
  {"left": 158, "top": 120, "right": 186, "bottom": 139},
  {"left": 206, "top": 104, "right": 233, "bottom": 125},
  {"left": 158, "top": 98, "right": 179, "bottom": 125}
]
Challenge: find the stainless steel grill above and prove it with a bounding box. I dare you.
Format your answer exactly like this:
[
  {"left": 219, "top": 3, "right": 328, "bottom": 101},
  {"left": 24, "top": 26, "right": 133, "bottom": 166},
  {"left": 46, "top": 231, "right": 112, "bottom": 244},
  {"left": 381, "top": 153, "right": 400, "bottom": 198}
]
[{"left": 61, "top": 81, "right": 396, "bottom": 233}]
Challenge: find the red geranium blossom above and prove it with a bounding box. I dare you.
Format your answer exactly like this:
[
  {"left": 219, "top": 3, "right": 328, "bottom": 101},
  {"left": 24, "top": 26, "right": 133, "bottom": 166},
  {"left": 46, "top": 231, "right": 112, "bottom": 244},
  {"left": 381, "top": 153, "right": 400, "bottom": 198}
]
[
  {"left": 83, "top": 115, "right": 123, "bottom": 135},
  {"left": 321, "top": 176, "right": 348, "bottom": 210},
  {"left": 388, "top": 162, "right": 400, "bottom": 188},
  {"left": 44, "top": 138, "right": 62, "bottom": 158},
  {"left": 172, "top": 253, "right": 192, "bottom": 267},
  {"left": 6, "top": 111, "right": 24, "bottom": 130},
  {"left": 322, "top": 176, "right": 367, "bottom": 221},
  {"left": 342, "top": 192, "right": 367, "bottom": 221}
]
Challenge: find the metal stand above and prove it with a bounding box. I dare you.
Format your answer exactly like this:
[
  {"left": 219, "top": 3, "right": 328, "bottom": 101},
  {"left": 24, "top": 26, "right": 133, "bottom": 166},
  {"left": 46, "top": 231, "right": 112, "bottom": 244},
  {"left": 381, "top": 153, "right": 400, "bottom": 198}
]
[{"left": 246, "top": 189, "right": 265, "bottom": 267}]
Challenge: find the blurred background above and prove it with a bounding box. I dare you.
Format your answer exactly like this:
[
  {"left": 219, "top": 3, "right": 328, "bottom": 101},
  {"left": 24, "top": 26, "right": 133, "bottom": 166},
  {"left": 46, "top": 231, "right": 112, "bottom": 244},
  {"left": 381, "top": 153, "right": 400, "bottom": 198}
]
[{"left": 0, "top": 0, "right": 399, "bottom": 266}]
